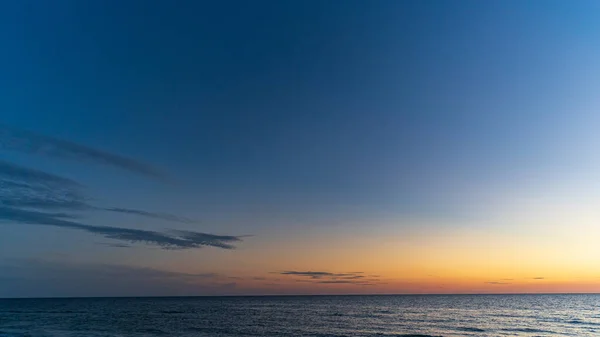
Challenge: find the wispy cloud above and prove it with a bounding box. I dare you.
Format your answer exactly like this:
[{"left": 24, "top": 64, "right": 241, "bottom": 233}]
[
  {"left": 280, "top": 271, "right": 363, "bottom": 279},
  {"left": 0, "top": 206, "right": 243, "bottom": 250},
  {"left": 0, "top": 126, "right": 245, "bottom": 250},
  {"left": 336, "top": 275, "right": 366, "bottom": 280},
  {"left": 1, "top": 161, "right": 199, "bottom": 222},
  {"left": 97, "top": 242, "right": 133, "bottom": 248},
  {"left": 0, "top": 161, "right": 90, "bottom": 213},
  {"left": 0, "top": 124, "right": 166, "bottom": 181},
  {"left": 533, "top": 277, "right": 545, "bottom": 280},
  {"left": 100, "top": 207, "right": 198, "bottom": 224},
  {"left": 315, "top": 280, "right": 375, "bottom": 285},
  {"left": 0, "top": 160, "right": 81, "bottom": 188},
  {"left": 278, "top": 270, "right": 381, "bottom": 286}
]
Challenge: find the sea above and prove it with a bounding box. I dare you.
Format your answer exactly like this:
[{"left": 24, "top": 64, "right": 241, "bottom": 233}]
[{"left": 1, "top": 294, "right": 599, "bottom": 337}]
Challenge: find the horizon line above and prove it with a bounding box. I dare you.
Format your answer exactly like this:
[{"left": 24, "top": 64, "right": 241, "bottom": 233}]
[{"left": 2, "top": 292, "right": 600, "bottom": 300}]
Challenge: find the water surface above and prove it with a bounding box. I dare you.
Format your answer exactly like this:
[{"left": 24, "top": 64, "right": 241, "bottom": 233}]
[{"left": 1, "top": 294, "right": 599, "bottom": 336}]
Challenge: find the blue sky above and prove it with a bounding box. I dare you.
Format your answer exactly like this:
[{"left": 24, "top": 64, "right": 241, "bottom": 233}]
[{"left": 2, "top": 1, "right": 600, "bottom": 297}]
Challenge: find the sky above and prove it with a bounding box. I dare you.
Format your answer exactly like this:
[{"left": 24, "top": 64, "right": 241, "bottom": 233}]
[{"left": 1, "top": 0, "right": 600, "bottom": 297}]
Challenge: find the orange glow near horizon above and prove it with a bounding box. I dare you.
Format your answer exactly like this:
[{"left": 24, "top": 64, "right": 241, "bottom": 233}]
[{"left": 158, "top": 210, "right": 600, "bottom": 295}]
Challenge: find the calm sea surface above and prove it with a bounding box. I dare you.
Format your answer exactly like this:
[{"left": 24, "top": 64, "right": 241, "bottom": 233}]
[{"left": 1, "top": 295, "right": 599, "bottom": 337}]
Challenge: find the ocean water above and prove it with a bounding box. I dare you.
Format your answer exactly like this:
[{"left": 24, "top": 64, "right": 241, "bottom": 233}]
[{"left": 1, "top": 295, "right": 599, "bottom": 337}]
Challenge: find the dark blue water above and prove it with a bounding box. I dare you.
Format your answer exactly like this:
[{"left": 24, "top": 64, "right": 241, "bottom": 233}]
[{"left": 1, "top": 295, "right": 599, "bottom": 336}]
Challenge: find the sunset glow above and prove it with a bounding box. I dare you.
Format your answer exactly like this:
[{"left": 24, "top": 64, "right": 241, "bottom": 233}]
[{"left": 2, "top": 0, "right": 600, "bottom": 298}]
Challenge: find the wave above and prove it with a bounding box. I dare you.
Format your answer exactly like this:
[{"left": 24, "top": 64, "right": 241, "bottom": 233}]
[
  {"left": 501, "top": 327, "right": 555, "bottom": 333},
  {"left": 374, "top": 309, "right": 395, "bottom": 314},
  {"left": 456, "top": 327, "right": 485, "bottom": 332},
  {"left": 158, "top": 310, "right": 186, "bottom": 314},
  {"left": 136, "top": 328, "right": 168, "bottom": 335},
  {"left": 567, "top": 319, "right": 600, "bottom": 326}
]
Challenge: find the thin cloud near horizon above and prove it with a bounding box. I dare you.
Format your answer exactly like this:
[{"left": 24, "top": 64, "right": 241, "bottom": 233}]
[{"left": 278, "top": 270, "right": 383, "bottom": 286}]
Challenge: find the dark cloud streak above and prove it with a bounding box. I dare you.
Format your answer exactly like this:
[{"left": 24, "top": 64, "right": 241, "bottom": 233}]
[
  {"left": 0, "top": 160, "right": 80, "bottom": 188},
  {"left": 0, "top": 162, "right": 199, "bottom": 223},
  {"left": 101, "top": 207, "right": 198, "bottom": 224},
  {"left": 0, "top": 125, "right": 245, "bottom": 250},
  {"left": 0, "top": 124, "right": 166, "bottom": 181},
  {"left": 0, "top": 206, "right": 243, "bottom": 250},
  {"left": 280, "top": 271, "right": 363, "bottom": 279},
  {"left": 279, "top": 270, "right": 381, "bottom": 286}
]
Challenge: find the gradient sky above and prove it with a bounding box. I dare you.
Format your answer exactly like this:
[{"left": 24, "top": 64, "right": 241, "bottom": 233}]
[{"left": 2, "top": 0, "right": 600, "bottom": 297}]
